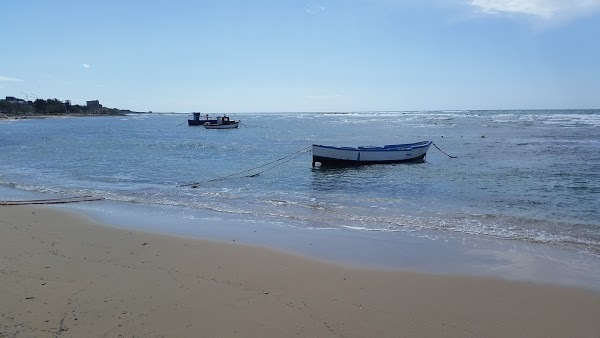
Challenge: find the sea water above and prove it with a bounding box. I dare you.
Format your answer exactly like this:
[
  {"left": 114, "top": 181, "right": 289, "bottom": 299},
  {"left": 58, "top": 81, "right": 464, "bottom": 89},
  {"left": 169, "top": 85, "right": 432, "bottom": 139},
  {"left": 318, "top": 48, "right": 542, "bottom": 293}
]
[{"left": 1, "top": 111, "right": 599, "bottom": 288}]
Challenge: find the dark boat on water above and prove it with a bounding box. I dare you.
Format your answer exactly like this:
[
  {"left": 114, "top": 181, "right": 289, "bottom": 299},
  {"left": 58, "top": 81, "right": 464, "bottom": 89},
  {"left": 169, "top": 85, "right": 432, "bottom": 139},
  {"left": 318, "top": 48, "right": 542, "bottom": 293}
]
[
  {"left": 188, "top": 112, "right": 217, "bottom": 126},
  {"left": 204, "top": 115, "right": 240, "bottom": 129}
]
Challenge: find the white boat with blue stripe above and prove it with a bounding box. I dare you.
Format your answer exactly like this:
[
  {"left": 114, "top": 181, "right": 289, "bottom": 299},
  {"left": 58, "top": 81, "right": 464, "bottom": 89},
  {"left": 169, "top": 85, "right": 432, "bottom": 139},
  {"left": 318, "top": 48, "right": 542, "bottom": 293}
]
[
  {"left": 312, "top": 141, "right": 432, "bottom": 166},
  {"left": 203, "top": 115, "right": 239, "bottom": 129}
]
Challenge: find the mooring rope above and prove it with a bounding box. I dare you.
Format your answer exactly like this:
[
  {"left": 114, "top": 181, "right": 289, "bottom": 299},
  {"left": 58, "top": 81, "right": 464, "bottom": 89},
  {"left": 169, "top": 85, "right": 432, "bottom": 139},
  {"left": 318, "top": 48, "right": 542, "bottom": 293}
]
[
  {"left": 179, "top": 146, "right": 312, "bottom": 188},
  {"left": 0, "top": 196, "right": 104, "bottom": 206},
  {"left": 432, "top": 142, "right": 458, "bottom": 158},
  {"left": 242, "top": 148, "right": 312, "bottom": 178}
]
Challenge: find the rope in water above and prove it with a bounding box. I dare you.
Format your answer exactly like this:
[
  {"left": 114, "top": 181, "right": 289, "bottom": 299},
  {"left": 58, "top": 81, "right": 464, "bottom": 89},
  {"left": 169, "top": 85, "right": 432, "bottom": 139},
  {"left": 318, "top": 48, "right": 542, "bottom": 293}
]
[
  {"left": 0, "top": 196, "right": 105, "bottom": 206},
  {"left": 244, "top": 147, "right": 312, "bottom": 178},
  {"left": 179, "top": 146, "right": 312, "bottom": 188},
  {"left": 432, "top": 142, "right": 458, "bottom": 158}
]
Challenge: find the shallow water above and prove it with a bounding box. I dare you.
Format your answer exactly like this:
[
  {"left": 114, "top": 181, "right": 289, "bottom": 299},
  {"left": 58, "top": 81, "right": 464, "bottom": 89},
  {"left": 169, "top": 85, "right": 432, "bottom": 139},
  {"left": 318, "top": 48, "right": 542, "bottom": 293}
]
[{"left": 2, "top": 111, "right": 598, "bottom": 254}]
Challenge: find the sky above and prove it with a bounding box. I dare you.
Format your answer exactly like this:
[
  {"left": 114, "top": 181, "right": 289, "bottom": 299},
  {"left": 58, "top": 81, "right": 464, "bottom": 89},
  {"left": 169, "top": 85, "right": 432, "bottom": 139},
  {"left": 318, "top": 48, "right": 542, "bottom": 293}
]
[{"left": 1, "top": 0, "right": 599, "bottom": 112}]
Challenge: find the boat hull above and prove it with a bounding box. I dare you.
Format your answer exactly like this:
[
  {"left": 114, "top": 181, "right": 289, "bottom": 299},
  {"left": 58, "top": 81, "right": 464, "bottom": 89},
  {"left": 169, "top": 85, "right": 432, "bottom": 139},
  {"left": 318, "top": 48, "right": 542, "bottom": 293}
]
[
  {"left": 203, "top": 122, "right": 239, "bottom": 129},
  {"left": 188, "top": 119, "right": 217, "bottom": 126},
  {"left": 312, "top": 141, "right": 432, "bottom": 166}
]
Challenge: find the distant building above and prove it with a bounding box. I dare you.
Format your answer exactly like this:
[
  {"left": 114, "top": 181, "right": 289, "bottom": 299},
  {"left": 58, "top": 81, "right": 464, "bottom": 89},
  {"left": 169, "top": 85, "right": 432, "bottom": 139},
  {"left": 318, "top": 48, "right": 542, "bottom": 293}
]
[
  {"left": 86, "top": 100, "right": 102, "bottom": 108},
  {"left": 5, "top": 96, "right": 26, "bottom": 103}
]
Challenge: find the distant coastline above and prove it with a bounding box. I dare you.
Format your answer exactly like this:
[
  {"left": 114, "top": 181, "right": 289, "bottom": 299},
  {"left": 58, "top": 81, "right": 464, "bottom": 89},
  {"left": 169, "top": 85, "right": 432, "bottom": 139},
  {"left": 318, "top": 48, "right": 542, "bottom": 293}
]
[{"left": 0, "top": 96, "right": 144, "bottom": 120}]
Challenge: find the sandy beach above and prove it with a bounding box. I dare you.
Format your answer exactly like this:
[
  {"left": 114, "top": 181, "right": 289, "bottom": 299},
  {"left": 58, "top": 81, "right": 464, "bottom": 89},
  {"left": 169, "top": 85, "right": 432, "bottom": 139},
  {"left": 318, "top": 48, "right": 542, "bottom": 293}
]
[{"left": 1, "top": 205, "right": 599, "bottom": 337}]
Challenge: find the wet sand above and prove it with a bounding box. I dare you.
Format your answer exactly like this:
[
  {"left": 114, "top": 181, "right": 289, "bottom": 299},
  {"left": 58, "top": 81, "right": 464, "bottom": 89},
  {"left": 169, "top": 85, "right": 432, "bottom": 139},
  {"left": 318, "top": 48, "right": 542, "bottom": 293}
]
[{"left": 1, "top": 205, "right": 599, "bottom": 337}]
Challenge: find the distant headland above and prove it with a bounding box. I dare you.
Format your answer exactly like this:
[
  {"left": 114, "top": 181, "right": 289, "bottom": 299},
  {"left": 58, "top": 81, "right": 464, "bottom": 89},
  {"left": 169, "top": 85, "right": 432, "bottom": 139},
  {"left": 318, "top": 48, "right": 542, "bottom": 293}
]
[{"left": 0, "top": 96, "right": 145, "bottom": 119}]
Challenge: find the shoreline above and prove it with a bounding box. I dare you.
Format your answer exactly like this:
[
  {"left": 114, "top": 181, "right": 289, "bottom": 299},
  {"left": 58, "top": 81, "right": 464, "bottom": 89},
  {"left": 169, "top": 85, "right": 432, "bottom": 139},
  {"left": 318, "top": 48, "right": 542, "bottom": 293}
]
[
  {"left": 0, "top": 113, "right": 127, "bottom": 120},
  {"left": 67, "top": 198, "right": 600, "bottom": 291},
  {"left": 1, "top": 205, "right": 600, "bottom": 337},
  {"left": 2, "top": 183, "right": 599, "bottom": 291}
]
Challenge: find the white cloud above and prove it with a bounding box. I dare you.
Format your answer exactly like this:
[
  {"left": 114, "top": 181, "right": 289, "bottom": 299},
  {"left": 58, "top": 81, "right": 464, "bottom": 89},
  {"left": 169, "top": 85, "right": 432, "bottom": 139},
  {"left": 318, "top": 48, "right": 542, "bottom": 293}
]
[
  {"left": 82, "top": 63, "right": 91, "bottom": 69},
  {"left": 305, "top": 4, "right": 325, "bottom": 14},
  {"left": 0, "top": 76, "right": 24, "bottom": 82},
  {"left": 469, "top": 0, "right": 600, "bottom": 20}
]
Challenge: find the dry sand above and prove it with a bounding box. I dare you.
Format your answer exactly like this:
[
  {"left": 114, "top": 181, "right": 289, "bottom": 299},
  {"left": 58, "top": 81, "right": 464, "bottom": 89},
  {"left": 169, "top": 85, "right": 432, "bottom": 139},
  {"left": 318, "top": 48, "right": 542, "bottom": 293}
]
[{"left": 1, "top": 205, "right": 599, "bottom": 337}]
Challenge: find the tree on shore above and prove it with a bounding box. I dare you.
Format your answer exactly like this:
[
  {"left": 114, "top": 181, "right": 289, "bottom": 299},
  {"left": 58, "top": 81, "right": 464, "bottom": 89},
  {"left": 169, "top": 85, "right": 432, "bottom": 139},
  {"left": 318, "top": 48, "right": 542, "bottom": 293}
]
[
  {"left": 0, "top": 96, "right": 136, "bottom": 116},
  {"left": 0, "top": 98, "right": 34, "bottom": 115},
  {"left": 33, "top": 98, "right": 67, "bottom": 114}
]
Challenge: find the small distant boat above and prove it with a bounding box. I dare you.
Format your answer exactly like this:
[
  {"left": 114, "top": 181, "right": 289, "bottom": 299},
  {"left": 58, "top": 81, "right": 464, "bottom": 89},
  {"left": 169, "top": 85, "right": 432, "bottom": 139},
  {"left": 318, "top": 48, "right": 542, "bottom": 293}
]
[
  {"left": 312, "top": 141, "right": 432, "bottom": 166},
  {"left": 203, "top": 115, "right": 239, "bottom": 129},
  {"left": 188, "top": 112, "right": 217, "bottom": 126}
]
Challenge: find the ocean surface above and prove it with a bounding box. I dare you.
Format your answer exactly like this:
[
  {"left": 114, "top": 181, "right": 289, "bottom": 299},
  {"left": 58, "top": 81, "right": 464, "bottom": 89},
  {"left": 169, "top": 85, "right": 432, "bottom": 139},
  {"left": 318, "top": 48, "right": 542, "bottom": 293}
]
[{"left": 1, "top": 110, "right": 599, "bottom": 287}]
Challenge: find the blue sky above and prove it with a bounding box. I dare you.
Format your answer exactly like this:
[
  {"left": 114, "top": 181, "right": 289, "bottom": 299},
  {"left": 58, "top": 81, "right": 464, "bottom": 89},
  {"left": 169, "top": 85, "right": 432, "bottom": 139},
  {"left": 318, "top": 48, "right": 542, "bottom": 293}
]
[{"left": 1, "top": 0, "right": 599, "bottom": 112}]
